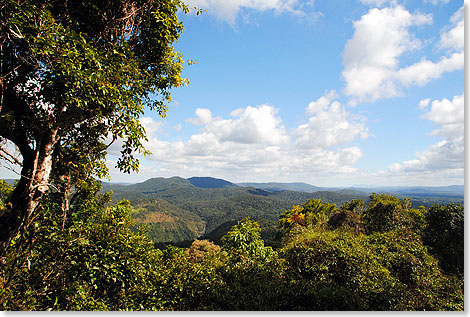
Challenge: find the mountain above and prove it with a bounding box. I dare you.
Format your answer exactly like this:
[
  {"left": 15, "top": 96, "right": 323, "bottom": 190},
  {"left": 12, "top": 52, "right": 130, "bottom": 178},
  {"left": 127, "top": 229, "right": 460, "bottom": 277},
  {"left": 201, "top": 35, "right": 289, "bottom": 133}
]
[
  {"left": 2, "top": 177, "right": 464, "bottom": 246},
  {"left": 127, "top": 176, "right": 193, "bottom": 193},
  {"left": 101, "top": 177, "right": 464, "bottom": 246},
  {"left": 188, "top": 177, "right": 239, "bottom": 189},
  {"left": 237, "top": 182, "right": 323, "bottom": 193},
  {"left": 345, "top": 185, "right": 464, "bottom": 198},
  {"left": 92, "top": 177, "right": 464, "bottom": 245},
  {"left": 102, "top": 177, "right": 373, "bottom": 245}
]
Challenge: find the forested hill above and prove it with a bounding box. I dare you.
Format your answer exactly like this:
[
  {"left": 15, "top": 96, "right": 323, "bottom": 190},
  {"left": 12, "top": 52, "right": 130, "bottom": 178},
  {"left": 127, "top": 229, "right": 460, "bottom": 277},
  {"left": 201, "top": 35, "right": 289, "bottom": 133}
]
[
  {"left": 101, "top": 177, "right": 463, "bottom": 246},
  {"left": 237, "top": 182, "right": 323, "bottom": 192},
  {"left": 188, "top": 177, "right": 239, "bottom": 188}
]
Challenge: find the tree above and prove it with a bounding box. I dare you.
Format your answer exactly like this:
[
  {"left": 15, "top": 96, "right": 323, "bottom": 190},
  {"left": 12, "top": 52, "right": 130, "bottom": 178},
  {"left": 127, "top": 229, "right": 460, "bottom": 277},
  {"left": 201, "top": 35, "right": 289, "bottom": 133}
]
[
  {"left": 0, "top": 181, "right": 167, "bottom": 310},
  {"left": 280, "top": 226, "right": 463, "bottom": 310},
  {"left": 423, "top": 203, "right": 464, "bottom": 275},
  {"left": 362, "top": 193, "right": 424, "bottom": 234},
  {"left": 279, "top": 199, "right": 338, "bottom": 233},
  {"left": 0, "top": 0, "right": 194, "bottom": 257},
  {"left": 221, "top": 218, "right": 274, "bottom": 260},
  {"left": 340, "top": 199, "right": 365, "bottom": 214}
]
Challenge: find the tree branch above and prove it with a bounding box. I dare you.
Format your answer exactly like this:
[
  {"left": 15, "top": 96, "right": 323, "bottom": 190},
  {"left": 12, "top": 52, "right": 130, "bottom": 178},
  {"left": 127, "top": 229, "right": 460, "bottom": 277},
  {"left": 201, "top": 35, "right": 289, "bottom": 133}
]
[{"left": 0, "top": 147, "right": 22, "bottom": 166}]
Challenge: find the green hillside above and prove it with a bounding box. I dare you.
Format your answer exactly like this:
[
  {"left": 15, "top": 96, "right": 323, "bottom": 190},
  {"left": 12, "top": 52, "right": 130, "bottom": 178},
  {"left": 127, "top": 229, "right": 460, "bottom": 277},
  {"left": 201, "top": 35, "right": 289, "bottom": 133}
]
[
  {"left": 103, "top": 178, "right": 371, "bottom": 244},
  {"left": 131, "top": 198, "right": 205, "bottom": 243},
  {"left": 102, "top": 177, "right": 463, "bottom": 246}
]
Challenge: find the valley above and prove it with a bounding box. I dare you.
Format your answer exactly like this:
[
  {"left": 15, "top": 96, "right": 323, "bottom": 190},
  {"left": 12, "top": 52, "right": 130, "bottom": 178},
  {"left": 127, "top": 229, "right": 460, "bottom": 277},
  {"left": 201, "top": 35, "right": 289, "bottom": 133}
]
[{"left": 101, "top": 176, "right": 464, "bottom": 246}]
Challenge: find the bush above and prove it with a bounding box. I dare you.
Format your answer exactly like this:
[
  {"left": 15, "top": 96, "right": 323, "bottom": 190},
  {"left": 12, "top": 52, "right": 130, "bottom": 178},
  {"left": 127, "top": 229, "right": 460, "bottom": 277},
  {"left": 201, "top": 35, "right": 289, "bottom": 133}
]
[
  {"left": 423, "top": 203, "right": 464, "bottom": 275},
  {"left": 280, "top": 227, "right": 463, "bottom": 310},
  {"left": 362, "top": 194, "right": 424, "bottom": 234}
]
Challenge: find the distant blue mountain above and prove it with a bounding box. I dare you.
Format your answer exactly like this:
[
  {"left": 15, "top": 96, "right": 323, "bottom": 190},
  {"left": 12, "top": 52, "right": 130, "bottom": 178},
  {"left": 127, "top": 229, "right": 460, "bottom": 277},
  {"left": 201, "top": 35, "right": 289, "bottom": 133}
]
[
  {"left": 188, "top": 177, "right": 239, "bottom": 189},
  {"left": 346, "top": 185, "right": 464, "bottom": 198},
  {"left": 237, "top": 182, "right": 323, "bottom": 193}
]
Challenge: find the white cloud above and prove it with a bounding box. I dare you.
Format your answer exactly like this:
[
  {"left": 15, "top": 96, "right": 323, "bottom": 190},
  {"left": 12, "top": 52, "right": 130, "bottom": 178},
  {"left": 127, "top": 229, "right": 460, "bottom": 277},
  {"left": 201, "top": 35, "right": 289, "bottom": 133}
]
[
  {"left": 218, "top": 105, "right": 290, "bottom": 145},
  {"left": 305, "top": 90, "right": 338, "bottom": 115},
  {"left": 184, "top": 0, "right": 303, "bottom": 25},
  {"left": 130, "top": 99, "right": 368, "bottom": 183},
  {"left": 424, "top": 0, "right": 450, "bottom": 5},
  {"left": 141, "top": 116, "right": 164, "bottom": 136},
  {"left": 385, "top": 93, "right": 463, "bottom": 176},
  {"left": 439, "top": 5, "right": 464, "bottom": 52},
  {"left": 359, "top": 0, "right": 396, "bottom": 7},
  {"left": 295, "top": 96, "right": 368, "bottom": 149},
  {"left": 422, "top": 94, "right": 464, "bottom": 140},
  {"left": 418, "top": 98, "right": 431, "bottom": 109},
  {"left": 342, "top": 5, "right": 463, "bottom": 103},
  {"left": 186, "top": 107, "right": 213, "bottom": 125},
  {"left": 397, "top": 52, "right": 463, "bottom": 86}
]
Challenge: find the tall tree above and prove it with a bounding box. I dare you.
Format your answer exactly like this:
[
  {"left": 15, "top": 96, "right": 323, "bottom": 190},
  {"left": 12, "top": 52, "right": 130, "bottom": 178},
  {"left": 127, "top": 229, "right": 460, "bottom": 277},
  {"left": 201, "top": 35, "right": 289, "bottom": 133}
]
[{"left": 0, "top": 0, "right": 193, "bottom": 257}]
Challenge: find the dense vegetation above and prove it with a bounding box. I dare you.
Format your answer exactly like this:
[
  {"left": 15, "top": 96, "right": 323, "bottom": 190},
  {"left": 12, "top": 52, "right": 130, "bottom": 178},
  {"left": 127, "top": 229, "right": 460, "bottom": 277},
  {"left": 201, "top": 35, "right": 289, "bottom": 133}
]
[
  {"left": 0, "top": 180, "right": 464, "bottom": 310},
  {"left": 100, "top": 177, "right": 463, "bottom": 247},
  {"left": 0, "top": 0, "right": 464, "bottom": 311}
]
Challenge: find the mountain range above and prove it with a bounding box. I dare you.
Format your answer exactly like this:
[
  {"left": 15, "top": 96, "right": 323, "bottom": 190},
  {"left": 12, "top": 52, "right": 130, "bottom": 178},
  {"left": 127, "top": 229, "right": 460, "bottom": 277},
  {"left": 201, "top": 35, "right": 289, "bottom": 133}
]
[{"left": 100, "top": 176, "right": 464, "bottom": 246}]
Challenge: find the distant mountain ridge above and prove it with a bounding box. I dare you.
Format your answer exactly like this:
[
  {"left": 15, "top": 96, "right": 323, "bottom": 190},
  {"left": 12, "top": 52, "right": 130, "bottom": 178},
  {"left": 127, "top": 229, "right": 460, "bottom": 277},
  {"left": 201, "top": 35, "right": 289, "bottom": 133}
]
[
  {"left": 188, "top": 177, "right": 239, "bottom": 189},
  {"left": 237, "top": 182, "right": 323, "bottom": 193},
  {"left": 100, "top": 176, "right": 464, "bottom": 246}
]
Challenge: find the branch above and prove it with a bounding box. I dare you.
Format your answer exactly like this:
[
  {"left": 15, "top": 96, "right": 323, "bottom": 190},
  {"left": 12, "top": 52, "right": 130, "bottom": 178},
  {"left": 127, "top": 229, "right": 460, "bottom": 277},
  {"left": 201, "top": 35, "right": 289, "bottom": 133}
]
[{"left": 0, "top": 147, "right": 22, "bottom": 166}]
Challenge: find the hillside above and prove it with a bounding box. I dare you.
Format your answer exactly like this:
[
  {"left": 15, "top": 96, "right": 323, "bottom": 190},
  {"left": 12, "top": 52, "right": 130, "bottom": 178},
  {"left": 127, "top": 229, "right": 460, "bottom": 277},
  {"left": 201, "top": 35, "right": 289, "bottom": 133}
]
[
  {"left": 237, "top": 182, "right": 323, "bottom": 192},
  {"left": 188, "top": 177, "right": 239, "bottom": 188},
  {"left": 101, "top": 178, "right": 370, "bottom": 245},
  {"left": 131, "top": 198, "right": 205, "bottom": 243},
  {"left": 100, "top": 177, "right": 464, "bottom": 245}
]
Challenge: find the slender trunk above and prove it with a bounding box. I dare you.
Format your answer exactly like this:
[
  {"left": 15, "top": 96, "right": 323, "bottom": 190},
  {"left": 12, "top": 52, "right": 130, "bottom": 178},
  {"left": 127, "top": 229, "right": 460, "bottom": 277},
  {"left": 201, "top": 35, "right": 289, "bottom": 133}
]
[
  {"left": 61, "top": 172, "right": 71, "bottom": 229},
  {"left": 0, "top": 129, "right": 59, "bottom": 259}
]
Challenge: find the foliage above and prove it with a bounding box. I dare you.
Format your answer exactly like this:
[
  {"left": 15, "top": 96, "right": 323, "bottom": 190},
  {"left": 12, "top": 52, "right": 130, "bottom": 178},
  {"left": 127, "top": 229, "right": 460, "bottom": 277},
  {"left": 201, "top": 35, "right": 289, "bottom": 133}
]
[
  {"left": 279, "top": 199, "right": 338, "bottom": 232},
  {"left": 0, "top": 182, "right": 166, "bottom": 310},
  {"left": 0, "top": 0, "right": 196, "bottom": 257},
  {"left": 215, "top": 218, "right": 287, "bottom": 310},
  {"left": 0, "top": 180, "right": 13, "bottom": 211},
  {"left": 0, "top": 187, "right": 464, "bottom": 311},
  {"left": 131, "top": 199, "right": 205, "bottom": 244},
  {"left": 221, "top": 218, "right": 275, "bottom": 261},
  {"left": 185, "top": 240, "right": 221, "bottom": 263},
  {"left": 341, "top": 199, "right": 365, "bottom": 214},
  {"left": 327, "top": 210, "right": 365, "bottom": 234},
  {"left": 281, "top": 227, "right": 463, "bottom": 310},
  {"left": 362, "top": 194, "right": 425, "bottom": 234},
  {"left": 422, "top": 203, "right": 464, "bottom": 275}
]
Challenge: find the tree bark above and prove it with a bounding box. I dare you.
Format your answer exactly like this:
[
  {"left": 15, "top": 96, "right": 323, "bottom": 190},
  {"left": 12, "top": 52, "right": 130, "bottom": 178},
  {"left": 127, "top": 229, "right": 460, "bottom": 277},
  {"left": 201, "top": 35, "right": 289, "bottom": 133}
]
[{"left": 0, "top": 128, "right": 59, "bottom": 259}]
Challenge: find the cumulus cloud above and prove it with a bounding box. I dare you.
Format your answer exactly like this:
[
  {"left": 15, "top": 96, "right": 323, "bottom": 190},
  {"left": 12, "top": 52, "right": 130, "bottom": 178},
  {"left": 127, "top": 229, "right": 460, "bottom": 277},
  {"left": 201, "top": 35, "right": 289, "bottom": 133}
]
[
  {"left": 295, "top": 94, "right": 368, "bottom": 149},
  {"left": 186, "top": 107, "right": 213, "bottom": 126},
  {"left": 422, "top": 94, "right": 464, "bottom": 140},
  {"left": 129, "top": 99, "right": 368, "bottom": 183},
  {"left": 385, "top": 94, "right": 463, "bottom": 175},
  {"left": 219, "top": 105, "right": 290, "bottom": 145},
  {"left": 418, "top": 98, "right": 431, "bottom": 109},
  {"left": 183, "top": 0, "right": 303, "bottom": 25},
  {"left": 396, "top": 52, "right": 463, "bottom": 87},
  {"left": 305, "top": 90, "right": 338, "bottom": 115},
  {"left": 342, "top": 5, "right": 463, "bottom": 103},
  {"left": 439, "top": 6, "right": 464, "bottom": 52},
  {"left": 140, "top": 116, "right": 164, "bottom": 136}
]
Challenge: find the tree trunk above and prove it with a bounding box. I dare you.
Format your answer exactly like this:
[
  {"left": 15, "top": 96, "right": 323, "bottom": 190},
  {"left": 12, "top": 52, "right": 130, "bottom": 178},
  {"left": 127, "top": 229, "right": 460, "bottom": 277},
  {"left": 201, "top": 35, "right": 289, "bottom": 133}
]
[{"left": 0, "top": 129, "right": 59, "bottom": 259}]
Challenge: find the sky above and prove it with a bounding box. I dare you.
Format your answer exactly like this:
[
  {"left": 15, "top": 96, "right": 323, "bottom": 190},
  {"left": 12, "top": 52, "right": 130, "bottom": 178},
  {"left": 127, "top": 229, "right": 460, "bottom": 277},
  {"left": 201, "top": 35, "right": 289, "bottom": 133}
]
[
  {"left": 106, "top": 0, "right": 465, "bottom": 187},
  {"left": 1, "top": 0, "right": 464, "bottom": 187}
]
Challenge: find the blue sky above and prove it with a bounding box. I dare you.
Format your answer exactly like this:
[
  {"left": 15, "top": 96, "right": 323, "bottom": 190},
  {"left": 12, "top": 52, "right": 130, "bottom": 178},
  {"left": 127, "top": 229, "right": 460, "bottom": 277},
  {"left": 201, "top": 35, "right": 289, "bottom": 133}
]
[
  {"left": 102, "top": 0, "right": 465, "bottom": 187},
  {"left": 0, "top": 1, "right": 463, "bottom": 187}
]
